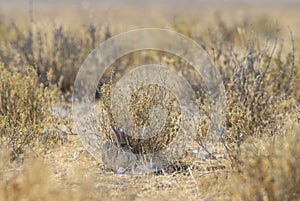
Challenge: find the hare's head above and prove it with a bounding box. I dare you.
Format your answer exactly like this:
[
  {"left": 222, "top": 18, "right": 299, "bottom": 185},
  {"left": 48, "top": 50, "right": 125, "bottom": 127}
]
[{"left": 110, "top": 124, "right": 132, "bottom": 151}]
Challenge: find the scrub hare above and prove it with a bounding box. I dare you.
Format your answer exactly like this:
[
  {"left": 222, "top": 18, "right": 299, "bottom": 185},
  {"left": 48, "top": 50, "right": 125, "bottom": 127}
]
[
  {"left": 101, "top": 124, "right": 136, "bottom": 171},
  {"left": 101, "top": 125, "right": 171, "bottom": 173}
]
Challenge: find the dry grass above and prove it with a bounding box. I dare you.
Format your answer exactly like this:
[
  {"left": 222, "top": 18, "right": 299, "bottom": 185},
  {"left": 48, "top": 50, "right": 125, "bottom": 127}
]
[
  {"left": 1, "top": 120, "right": 299, "bottom": 200},
  {"left": 0, "top": 2, "right": 299, "bottom": 201}
]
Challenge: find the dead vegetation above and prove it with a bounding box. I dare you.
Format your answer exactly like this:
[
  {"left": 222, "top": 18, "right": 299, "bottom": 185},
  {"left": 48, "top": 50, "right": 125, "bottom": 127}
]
[{"left": 0, "top": 2, "right": 299, "bottom": 201}]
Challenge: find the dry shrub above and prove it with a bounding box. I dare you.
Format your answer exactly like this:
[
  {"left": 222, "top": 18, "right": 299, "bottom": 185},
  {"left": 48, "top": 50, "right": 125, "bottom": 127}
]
[
  {"left": 226, "top": 120, "right": 300, "bottom": 201},
  {"left": 128, "top": 85, "right": 181, "bottom": 154},
  {"left": 200, "top": 16, "right": 297, "bottom": 147},
  {"left": 0, "top": 63, "right": 61, "bottom": 160},
  {"left": 0, "top": 21, "right": 110, "bottom": 93},
  {"left": 98, "top": 82, "right": 182, "bottom": 155}
]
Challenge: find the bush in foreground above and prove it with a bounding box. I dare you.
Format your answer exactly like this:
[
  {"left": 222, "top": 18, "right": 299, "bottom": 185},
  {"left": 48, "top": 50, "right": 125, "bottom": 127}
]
[{"left": 0, "top": 63, "right": 62, "bottom": 160}]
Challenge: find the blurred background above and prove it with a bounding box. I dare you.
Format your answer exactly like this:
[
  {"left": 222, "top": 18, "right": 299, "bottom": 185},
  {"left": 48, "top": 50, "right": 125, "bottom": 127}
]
[{"left": 1, "top": 0, "right": 299, "bottom": 93}]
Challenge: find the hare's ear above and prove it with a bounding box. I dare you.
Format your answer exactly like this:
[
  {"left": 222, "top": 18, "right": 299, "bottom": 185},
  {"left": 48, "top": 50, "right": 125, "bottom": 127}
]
[
  {"left": 110, "top": 124, "right": 121, "bottom": 147},
  {"left": 119, "top": 127, "right": 131, "bottom": 149}
]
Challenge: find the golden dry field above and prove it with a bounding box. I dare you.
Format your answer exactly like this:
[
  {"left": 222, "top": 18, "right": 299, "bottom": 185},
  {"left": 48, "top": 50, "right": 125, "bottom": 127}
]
[{"left": 0, "top": 1, "right": 299, "bottom": 200}]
